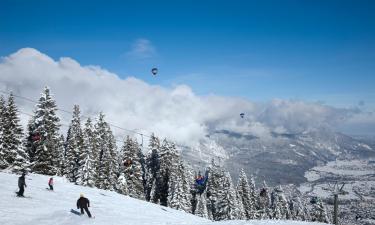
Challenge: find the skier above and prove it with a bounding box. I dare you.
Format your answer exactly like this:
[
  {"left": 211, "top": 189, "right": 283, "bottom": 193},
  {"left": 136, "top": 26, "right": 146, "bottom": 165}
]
[
  {"left": 195, "top": 171, "right": 208, "bottom": 195},
  {"left": 48, "top": 177, "right": 54, "bottom": 190},
  {"left": 77, "top": 193, "right": 92, "bottom": 218},
  {"left": 195, "top": 172, "right": 204, "bottom": 185},
  {"left": 17, "top": 173, "right": 27, "bottom": 197}
]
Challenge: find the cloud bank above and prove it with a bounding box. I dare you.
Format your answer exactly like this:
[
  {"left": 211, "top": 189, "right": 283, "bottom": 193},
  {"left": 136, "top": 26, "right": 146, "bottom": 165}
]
[{"left": 0, "top": 48, "right": 370, "bottom": 146}]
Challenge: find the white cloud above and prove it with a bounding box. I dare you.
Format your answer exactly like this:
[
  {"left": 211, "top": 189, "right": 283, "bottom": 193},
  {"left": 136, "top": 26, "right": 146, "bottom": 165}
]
[
  {"left": 125, "top": 38, "right": 156, "bottom": 59},
  {"left": 0, "top": 48, "right": 371, "bottom": 147}
]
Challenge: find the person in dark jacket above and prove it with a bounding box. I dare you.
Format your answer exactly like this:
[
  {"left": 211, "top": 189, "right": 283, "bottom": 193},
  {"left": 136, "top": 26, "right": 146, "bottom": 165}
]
[
  {"left": 77, "top": 193, "right": 92, "bottom": 218},
  {"left": 17, "top": 173, "right": 27, "bottom": 197}
]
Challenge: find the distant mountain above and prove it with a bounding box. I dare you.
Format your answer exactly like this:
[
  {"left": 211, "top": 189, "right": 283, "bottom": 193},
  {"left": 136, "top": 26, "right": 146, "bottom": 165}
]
[{"left": 181, "top": 128, "right": 375, "bottom": 187}]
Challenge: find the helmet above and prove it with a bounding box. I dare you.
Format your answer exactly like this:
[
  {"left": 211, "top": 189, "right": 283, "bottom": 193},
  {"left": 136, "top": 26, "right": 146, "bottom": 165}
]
[{"left": 80, "top": 193, "right": 84, "bottom": 197}]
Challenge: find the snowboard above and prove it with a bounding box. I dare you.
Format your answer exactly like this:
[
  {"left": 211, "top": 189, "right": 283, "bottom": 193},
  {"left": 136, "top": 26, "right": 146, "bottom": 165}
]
[
  {"left": 70, "top": 209, "right": 81, "bottom": 216},
  {"left": 70, "top": 209, "right": 95, "bottom": 218}
]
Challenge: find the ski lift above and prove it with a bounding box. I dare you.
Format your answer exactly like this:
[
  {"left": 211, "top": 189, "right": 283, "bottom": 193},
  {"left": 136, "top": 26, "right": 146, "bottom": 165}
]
[
  {"left": 260, "top": 188, "right": 267, "bottom": 197},
  {"left": 32, "top": 133, "right": 41, "bottom": 142},
  {"left": 124, "top": 159, "right": 132, "bottom": 167},
  {"left": 194, "top": 170, "right": 209, "bottom": 195},
  {"left": 310, "top": 196, "right": 319, "bottom": 204},
  {"left": 151, "top": 68, "right": 158, "bottom": 76},
  {"left": 240, "top": 113, "right": 245, "bottom": 118}
]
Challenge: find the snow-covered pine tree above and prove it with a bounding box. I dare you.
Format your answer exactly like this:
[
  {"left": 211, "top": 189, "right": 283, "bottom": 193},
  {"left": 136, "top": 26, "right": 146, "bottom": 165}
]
[
  {"left": 310, "top": 199, "right": 330, "bottom": 223},
  {"left": 205, "top": 159, "right": 224, "bottom": 221},
  {"left": 157, "top": 139, "right": 179, "bottom": 206},
  {"left": 248, "top": 175, "right": 260, "bottom": 216},
  {"left": 55, "top": 134, "right": 66, "bottom": 176},
  {"left": 119, "top": 136, "right": 145, "bottom": 199},
  {"left": 30, "top": 87, "right": 61, "bottom": 175},
  {"left": 235, "top": 184, "right": 246, "bottom": 220},
  {"left": 302, "top": 198, "right": 312, "bottom": 221},
  {"left": 195, "top": 194, "right": 209, "bottom": 218},
  {"left": 94, "top": 112, "right": 118, "bottom": 190},
  {"left": 144, "top": 133, "right": 161, "bottom": 202},
  {"left": 65, "top": 105, "right": 85, "bottom": 183},
  {"left": 290, "top": 196, "right": 309, "bottom": 221},
  {"left": 270, "top": 186, "right": 291, "bottom": 220},
  {"left": 80, "top": 117, "right": 97, "bottom": 187},
  {"left": 258, "top": 180, "right": 271, "bottom": 219},
  {"left": 167, "top": 158, "right": 192, "bottom": 212},
  {"left": 215, "top": 171, "right": 244, "bottom": 220},
  {"left": 116, "top": 172, "right": 129, "bottom": 195},
  {"left": 3, "top": 94, "right": 28, "bottom": 172},
  {"left": 0, "top": 95, "right": 7, "bottom": 169},
  {"left": 236, "top": 169, "right": 256, "bottom": 219},
  {"left": 24, "top": 117, "right": 36, "bottom": 166}
]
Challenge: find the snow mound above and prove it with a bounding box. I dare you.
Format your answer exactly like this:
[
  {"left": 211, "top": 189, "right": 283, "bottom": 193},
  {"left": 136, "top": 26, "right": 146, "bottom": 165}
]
[{"left": 0, "top": 172, "right": 326, "bottom": 225}]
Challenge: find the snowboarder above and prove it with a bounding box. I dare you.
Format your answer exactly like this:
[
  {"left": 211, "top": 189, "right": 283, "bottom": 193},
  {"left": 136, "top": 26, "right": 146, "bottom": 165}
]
[
  {"left": 76, "top": 193, "right": 92, "bottom": 218},
  {"left": 17, "top": 173, "right": 27, "bottom": 197},
  {"left": 48, "top": 177, "right": 54, "bottom": 190}
]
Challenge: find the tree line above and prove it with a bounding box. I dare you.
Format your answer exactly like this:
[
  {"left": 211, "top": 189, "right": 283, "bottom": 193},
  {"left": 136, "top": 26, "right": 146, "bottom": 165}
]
[{"left": 0, "top": 87, "right": 330, "bottom": 223}]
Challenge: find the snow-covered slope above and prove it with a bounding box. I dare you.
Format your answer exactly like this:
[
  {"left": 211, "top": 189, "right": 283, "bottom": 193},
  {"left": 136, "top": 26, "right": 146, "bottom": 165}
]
[
  {"left": 0, "top": 172, "right": 326, "bottom": 225},
  {"left": 182, "top": 130, "right": 375, "bottom": 186},
  {"left": 299, "top": 159, "right": 375, "bottom": 224}
]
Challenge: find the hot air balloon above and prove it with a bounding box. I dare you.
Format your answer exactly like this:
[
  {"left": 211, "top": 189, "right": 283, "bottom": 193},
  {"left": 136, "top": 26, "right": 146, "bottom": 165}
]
[
  {"left": 151, "top": 67, "right": 158, "bottom": 76},
  {"left": 240, "top": 113, "right": 245, "bottom": 118}
]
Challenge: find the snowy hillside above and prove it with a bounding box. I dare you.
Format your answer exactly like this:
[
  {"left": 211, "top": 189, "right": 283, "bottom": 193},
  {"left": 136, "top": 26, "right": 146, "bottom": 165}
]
[
  {"left": 299, "top": 159, "right": 375, "bottom": 224},
  {"left": 182, "top": 130, "right": 375, "bottom": 186},
  {"left": 0, "top": 172, "right": 327, "bottom": 225}
]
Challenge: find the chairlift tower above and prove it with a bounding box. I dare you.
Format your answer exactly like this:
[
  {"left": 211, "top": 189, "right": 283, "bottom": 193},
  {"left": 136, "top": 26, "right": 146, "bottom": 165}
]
[{"left": 327, "top": 182, "right": 347, "bottom": 225}]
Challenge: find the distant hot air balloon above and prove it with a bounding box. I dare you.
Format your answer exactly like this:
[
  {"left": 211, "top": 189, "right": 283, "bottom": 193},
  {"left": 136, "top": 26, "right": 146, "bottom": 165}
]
[
  {"left": 151, "top": 67, "right": 158, "bottom": 76},
  {"left": 240, "top": 113, "right": 245, "bottom": 118}
]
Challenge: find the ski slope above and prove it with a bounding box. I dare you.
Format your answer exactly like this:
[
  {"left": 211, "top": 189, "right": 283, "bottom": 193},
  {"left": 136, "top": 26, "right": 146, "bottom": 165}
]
[{"left": 0, "top": 172, "right": 327, "bottom": 225}]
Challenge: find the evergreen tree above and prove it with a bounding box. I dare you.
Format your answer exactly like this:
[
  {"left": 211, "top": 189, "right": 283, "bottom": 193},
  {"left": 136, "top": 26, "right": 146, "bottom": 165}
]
[
  {"left": 4, "top": 94, "right": 28, "bottom": 172},
  {"left": 65, "top": 105, "right": 85, "bottom": 183},
  {"left": 0, "top": 96, "right": 6, "bottom": 168},
  {"left": 145, "top": 133, "right": 161, "bottom": 202},
  {"left": 311, "top": 199, "right": 330, "bottom": 223},
  {"left": 216, "top": 172, "right": 244, "bottom": 220},
  {"left": 258, "top": 180, "right": 272, "bottom": 219},
  {"left": 94, "top": 112, "right": 118, "bottom": 190},
  {"left": 167, "top": 159, "right": 192, "bottom": 212},
  {"left": 24, "top": 117, "right": 36, "bottom": 166},
  {"left": 302, "top": 198, "right": 312, "bottom": 221},
  {"left": 116, "top": 172, "right": 129, "bottom": 195},
  {"left": 30, "top": 87, "right": 61, "bottom": 175},
  {"left": 56, "top": 134, "right": 66, "bottom": 176},
  {"left": 80, "top": 117, "right": 97, "bottom": 187},
  {"left": 195, "top": 194, "right": 209, "bottom": 218},
  {"left": 205, "top": 159, "right": 224, "bottom": 221},
  {"left": 248, "top": 175, "right": 259, "bottom": 213},
  {"left": 119, "top": 136, "right": 144, "bottom": 199},
  {"left": 290, "top": 196, "right": 310, "bottom": 221},
  {"left": 205, "top": 160, "right": 243, "bottom": 220},
  {"left": 236, "top": 169, "right": 256, "bottom": 219},
  {"left": 270, "top": 186, "right": 291, "bottom": 220},
  {"left": 157, "top": 139, "right": 178, "bottom": 206}
]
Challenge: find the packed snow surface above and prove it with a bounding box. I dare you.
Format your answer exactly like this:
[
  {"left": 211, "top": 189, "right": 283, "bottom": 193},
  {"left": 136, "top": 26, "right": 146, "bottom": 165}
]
[{"left": 0, "top": 172, "right": 326, "bottom": 225}]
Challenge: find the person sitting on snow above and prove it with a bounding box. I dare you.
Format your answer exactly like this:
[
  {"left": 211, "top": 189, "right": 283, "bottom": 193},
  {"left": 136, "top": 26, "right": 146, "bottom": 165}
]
[{"left": 77, "top": 193, "right": 92, "bottom": 218}]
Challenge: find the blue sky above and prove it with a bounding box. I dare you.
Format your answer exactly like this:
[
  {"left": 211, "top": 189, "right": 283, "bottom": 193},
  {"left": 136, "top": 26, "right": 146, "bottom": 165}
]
[{"left": 1, "top": 0, "right": 374, "bottom": 109}]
